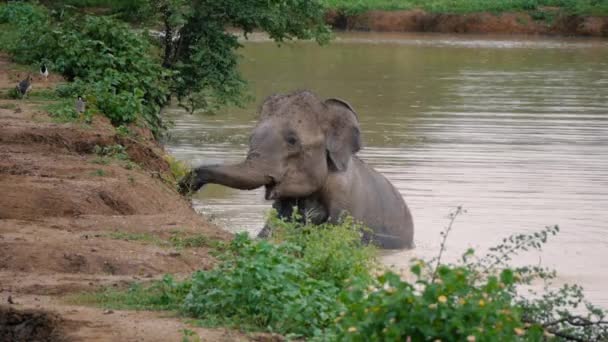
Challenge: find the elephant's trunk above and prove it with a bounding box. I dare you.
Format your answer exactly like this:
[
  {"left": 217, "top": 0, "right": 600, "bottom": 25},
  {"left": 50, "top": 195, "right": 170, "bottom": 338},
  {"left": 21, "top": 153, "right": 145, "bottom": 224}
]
[{"left": 187, "top": 159, "right": 275, "bottom": 192}]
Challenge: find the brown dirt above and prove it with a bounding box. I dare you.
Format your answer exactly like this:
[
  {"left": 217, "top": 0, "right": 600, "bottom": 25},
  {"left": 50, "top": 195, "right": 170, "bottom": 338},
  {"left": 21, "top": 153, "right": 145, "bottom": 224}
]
[
  {"left": 325, "top": 10, "right": 608, "bottom": 37},
  {"left": 0, "top": 54, "right": 271, "bottom": 341}
]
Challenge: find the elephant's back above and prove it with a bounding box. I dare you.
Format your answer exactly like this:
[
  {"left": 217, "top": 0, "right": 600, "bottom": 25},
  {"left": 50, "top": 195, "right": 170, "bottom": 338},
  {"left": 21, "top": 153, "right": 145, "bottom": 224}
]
[{"left": 351, "top": 157, "right": 414, "bottom": 249}]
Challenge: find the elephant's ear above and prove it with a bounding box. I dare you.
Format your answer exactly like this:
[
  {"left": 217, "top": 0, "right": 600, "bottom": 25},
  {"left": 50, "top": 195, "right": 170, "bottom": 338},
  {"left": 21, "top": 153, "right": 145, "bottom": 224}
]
[{"left": 324, "top": 98, "right": 362, "bottom": 172}]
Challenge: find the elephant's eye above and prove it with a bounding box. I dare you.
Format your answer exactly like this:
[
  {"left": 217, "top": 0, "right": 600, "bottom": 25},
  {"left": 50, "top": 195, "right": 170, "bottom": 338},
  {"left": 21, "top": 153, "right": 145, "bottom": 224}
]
[{"left": 286, "top": 135, "right": 298, "bottom": 146}]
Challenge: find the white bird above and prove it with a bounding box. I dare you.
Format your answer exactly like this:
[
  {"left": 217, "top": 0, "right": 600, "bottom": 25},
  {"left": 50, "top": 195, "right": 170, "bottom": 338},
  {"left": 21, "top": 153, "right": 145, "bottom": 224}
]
[
  {"left": 76, "top": 96, "right": 86, "bottom": 114},
  {"left": 40, "top": 63, "right": 49, "bottom": 81}
]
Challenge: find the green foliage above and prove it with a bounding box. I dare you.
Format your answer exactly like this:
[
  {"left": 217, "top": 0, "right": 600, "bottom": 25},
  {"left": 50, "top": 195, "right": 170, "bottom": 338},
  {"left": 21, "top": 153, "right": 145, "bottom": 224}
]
[
  {"left": 183, "top": 233, "right": 341, "bottom": 337},
  {"left": 129, "top": 0, "right": 331, "bottom": 113},
  {"left": 73, "top": 211, "right": 608, "bottom": 340},
  {"left": 164, "top": 155, "right": 191, "bottom": 183},
  {"left": 332, "top": 266, "right": 544, "bottom": 341},
  {"left": 328, "top": 212, "right": 608, "bottom": 341},
  {"left": 94, "top": 144, "right": 129, "bottom": 161},
  {"left": 6, "top": 87, "right": 23, "bottom": 100},
  {"left": 106, "top": 231, "right": 160, "bottom": 244},
  {"left": 46, "top": 100, "right": 92, "bottom": 123},
  {"left": 321, "top": 0, "right": 608, "bottom": 15},
  {"left": 267, "top": 209, "right": 377, "bottom": 287},
  {"left": 1, "top": 1, "right": 331, "bottom": 131},
  {"left": 1, "top": 3, "right": 171, "bottom": 134},
  {"left": 168, "top": 231, "right": 209, "bottom": 249}
]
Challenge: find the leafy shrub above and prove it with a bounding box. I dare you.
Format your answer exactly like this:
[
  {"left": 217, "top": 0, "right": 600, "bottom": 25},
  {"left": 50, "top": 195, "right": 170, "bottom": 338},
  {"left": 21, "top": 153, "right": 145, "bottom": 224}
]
[
  {"left": 328, "top": 214, "right": 608, "bottom": 341},
  {"left": 332, "top": 266, "right": 544, "bottom": 341},
  {"left": 1, "top": 3, "right": 171, "bottom": 134},
  {"left": 45, "top": 100, "right": 86, "bottom": 123},
  {"left": 267, "top": 210, "right": 377, "bottom": 287},
  {"left": 74, "top": 210, "right": 608, "bottom": 340},
  {"left": 183, "top": 233, "right": 341, "bottom": 337}
]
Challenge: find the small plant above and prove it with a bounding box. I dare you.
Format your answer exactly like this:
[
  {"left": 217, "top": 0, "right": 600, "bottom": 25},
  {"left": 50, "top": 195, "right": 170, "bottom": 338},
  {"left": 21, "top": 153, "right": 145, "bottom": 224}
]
[
  {"left": 7, "top": 87, "right": 22, "bottom": 100},
  {"left": 106, "top": 231, "right": 160, "bottom": 244},
  {"left": 46, "top": 100, "right": 92, "bottom": 123},
  {"left": 91, "top": 169, "right": 106, "bottom": 177},
  {"left": 116, "top": 125, "right": 131, "bottom": 137},
  {"left": 94, "top": 144, "right": 129, "bottom": 160},
  {"left": 169, "top": 232, "right": 209, "bottom": 249},
  {"left": 164, "top": 155, "right": 190, "bottom": 183},
  {"left": 180, "top": 329, "right": 201, "bottom": 342}
]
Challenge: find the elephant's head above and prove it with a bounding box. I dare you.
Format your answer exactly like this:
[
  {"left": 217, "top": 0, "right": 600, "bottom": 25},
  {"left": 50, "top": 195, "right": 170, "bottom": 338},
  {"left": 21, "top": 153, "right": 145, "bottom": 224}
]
[
  {"left": 252, "top": 90, "right": 361, "bottom": 200},
  {"left": 179, "top": 90, "right": 361, "bottom": 199}
]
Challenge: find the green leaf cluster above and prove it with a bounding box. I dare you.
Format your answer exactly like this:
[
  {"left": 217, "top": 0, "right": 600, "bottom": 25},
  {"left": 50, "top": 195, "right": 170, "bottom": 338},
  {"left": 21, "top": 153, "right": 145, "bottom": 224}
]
[
  {"left": 0, "top": 3, "right": 171, "bottom": 134},
  {"left": 183, "top": 233, "right": 342, "bottom": 337}
]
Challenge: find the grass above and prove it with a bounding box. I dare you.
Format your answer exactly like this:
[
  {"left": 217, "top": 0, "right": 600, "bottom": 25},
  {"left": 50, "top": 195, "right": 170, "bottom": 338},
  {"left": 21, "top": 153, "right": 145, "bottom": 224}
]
[
  {"left": 67, "top": 275, "right": 190, "bottom": 311},
  {"left": 106, "top": 230, "right": 219, "bottom": 250},
  {"left": 322, "top": 0, "right": 608, "bottom": 15}
]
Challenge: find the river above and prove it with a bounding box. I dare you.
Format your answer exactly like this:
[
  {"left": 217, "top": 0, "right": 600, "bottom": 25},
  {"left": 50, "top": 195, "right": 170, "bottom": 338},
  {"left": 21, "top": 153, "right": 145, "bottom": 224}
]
[{"left": 165, "top": 32, "right": 608, "bottom": 307}]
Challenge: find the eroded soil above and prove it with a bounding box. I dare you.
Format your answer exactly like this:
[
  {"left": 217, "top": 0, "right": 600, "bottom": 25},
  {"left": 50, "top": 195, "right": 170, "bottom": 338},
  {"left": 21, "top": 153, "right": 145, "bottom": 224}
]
[
  {"left": 0, "top": 54, "right": 265, "bottom": 341},
  {"left": 326, "top": 10, "right": 608, "bottom": 37}
]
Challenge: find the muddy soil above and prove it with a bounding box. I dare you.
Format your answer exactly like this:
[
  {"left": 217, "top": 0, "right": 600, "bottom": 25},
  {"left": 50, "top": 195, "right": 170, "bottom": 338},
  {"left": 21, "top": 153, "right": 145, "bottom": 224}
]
[
  {"left": 0, "top": 55, "right": 267, "bottom": 341},
  {"left": 326, "top": 10, "right": 608, "bottom": 37}
]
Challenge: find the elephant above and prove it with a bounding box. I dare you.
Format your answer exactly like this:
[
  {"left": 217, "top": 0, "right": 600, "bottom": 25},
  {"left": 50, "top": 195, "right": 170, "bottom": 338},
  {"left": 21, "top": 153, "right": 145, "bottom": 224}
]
[{"left": 179, "top": 90, "right": 414, "bottom": 249}]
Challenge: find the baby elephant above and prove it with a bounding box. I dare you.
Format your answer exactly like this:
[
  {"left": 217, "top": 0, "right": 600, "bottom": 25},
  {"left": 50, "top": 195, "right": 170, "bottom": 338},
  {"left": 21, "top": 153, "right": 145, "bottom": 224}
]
[{"left": 180, "top": 90, "right": 414, "bottom": 249}]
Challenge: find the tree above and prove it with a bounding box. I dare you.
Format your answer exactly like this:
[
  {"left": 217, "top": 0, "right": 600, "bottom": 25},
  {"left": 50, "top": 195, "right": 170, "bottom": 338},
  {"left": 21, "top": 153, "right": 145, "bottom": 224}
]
[{"left": 134, "top": 0, "right": 331, "bottom": 113}]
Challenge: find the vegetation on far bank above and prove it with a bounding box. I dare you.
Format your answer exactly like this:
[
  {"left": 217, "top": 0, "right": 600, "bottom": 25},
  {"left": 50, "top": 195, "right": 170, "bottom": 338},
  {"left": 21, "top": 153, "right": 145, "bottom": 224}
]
[
  {"left": 69, "top": 208, "right": 608, "bottom": 341},
  {"left": 322, "top": 0, "right": 608, "bottom": 16}
]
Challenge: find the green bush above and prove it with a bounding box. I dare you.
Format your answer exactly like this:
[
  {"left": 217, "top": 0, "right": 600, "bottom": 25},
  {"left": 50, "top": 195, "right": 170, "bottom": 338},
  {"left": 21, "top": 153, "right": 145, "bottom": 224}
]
[
  {"left": 73, "top": 211, "right": 608, "bottom": 340},
  {"left": 183, "top": 233, "right": 341, "bottom": 337},
  {"left": 267, "top": 210, "right": 377, "bottom": 287},
  {"left": 328, "top": 219, "right": 608, "bottom": 341},
  {"left": 332, "top": 266, "right": 543, "bottom": 341},
  {"left": 1, "top": 3, "right": 171, "bottom": 134}
]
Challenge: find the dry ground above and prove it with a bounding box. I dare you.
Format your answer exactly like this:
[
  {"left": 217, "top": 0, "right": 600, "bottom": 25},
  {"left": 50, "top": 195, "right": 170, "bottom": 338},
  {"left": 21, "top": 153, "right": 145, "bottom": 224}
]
[{"left": 0, "top": 54, "right": 272, "bottom": 341}]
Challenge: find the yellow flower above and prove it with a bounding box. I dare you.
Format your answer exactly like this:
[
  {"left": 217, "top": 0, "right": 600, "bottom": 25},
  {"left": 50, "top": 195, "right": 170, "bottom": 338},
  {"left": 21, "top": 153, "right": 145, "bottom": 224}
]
[
  {"left": 514, "top": 327, "right": 525, "bottom": 336},
  {"left": 467, "top": 336, "right": 476, "bottom": 342},
  {"left": 458, "top": 298, "right": 466, "bottom": 305},
  {"left": 478, "top": 299, "right": 485, "bottom": 307},
  {"left": 438, "top": 295, "right": 448, "bottom": 303},
  {"left": 348, "top": 327, "right": 358, "bottom": 333},
  {"left": 428, "top": 303, "right": 438, "bottom": 310}
]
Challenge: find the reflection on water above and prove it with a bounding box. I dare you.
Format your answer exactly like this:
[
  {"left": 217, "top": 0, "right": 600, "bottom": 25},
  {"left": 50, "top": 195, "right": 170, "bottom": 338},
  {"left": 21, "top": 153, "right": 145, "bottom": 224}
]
[{"left": 166, "top": 33, "right": 608, "bottom": 307}]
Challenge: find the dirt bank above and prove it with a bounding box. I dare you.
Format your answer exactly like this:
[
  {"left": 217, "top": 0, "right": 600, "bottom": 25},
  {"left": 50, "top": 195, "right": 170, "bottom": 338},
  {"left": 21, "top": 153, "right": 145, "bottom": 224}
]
[
  {"left": 326, "top": 10, "right": 608, "bottom": 37},
  {"left": 0, "top": 55, "right": 267, "bottom": 341}
]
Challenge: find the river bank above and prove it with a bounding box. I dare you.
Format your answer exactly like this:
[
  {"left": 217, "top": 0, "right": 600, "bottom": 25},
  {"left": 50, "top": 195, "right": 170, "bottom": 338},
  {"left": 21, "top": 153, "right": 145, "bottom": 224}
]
[
  {"left": 325, "top": 9, "right": 608, "bottom": 37},
  {"left": 0, "top": 55, "right": 275, "bottom": 341}
]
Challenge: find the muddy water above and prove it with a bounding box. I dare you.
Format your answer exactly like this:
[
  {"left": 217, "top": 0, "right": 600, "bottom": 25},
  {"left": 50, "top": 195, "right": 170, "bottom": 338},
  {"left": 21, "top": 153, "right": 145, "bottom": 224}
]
[{"left": 166, "top": 33, "right": 608, "bottom": 306}]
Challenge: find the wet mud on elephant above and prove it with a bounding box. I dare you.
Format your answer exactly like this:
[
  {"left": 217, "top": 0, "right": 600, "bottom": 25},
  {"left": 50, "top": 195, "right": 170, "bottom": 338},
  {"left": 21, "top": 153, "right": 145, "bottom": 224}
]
[{"left": 179, "top": 90, "right": 414, "bottom": 249}]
